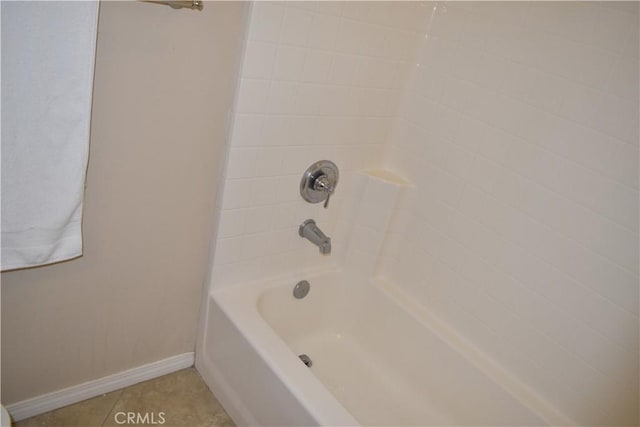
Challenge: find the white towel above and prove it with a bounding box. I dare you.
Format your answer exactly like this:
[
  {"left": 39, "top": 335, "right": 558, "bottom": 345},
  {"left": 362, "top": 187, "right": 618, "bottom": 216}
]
[{"left": 1, "top": 1, "right": 99, "bottom": 270}]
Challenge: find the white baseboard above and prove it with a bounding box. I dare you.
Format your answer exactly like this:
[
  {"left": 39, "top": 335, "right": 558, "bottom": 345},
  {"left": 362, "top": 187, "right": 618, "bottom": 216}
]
[{"left": 6, "top": 352, "right": 194, "bottom": 422}]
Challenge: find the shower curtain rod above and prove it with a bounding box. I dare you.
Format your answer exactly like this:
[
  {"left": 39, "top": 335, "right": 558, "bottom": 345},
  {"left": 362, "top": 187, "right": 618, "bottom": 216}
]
[{"left": 143, "top": 1, "right": 203, "bottom": 11}]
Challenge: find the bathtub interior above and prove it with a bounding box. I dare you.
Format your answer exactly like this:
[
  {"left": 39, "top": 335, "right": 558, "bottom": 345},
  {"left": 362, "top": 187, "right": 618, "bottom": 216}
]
[{"left": 257, "top": 272, "right": 546, "bottom": 426}]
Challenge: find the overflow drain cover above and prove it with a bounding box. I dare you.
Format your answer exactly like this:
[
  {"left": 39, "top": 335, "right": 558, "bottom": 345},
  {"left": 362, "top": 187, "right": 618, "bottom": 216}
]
[
  {"left": 299, "top": 354, "right": 312, "bottom": 367},
  {"left": 293, "top": 280, "right": 310, "bottom": 299}
]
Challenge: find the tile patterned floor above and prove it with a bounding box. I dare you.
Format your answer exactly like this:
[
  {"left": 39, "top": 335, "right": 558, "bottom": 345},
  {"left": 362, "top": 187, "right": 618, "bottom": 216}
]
[{"left": 15, "top": 368, "right": 234, "bottom": 427}]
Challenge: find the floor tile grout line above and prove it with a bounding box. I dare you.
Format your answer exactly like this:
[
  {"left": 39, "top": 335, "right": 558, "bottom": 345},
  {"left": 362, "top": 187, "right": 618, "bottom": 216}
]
[{"left": 100, "top": 389, "right": 124, "bottom": 427}]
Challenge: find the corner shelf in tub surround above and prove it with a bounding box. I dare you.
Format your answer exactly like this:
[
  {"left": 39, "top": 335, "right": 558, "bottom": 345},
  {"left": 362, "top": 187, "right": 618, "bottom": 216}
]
[
  {"left": 361, "top": 169, "right": 411, "bottom": 187},
  {"left": 340, "top": 169, "right": 411, "bottom": 274}
]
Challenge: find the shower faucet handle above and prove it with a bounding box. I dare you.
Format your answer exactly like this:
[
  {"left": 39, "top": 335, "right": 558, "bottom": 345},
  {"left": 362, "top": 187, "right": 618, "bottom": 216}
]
[
  {"left": 313, "top": 174, "right": 334, "bottom": 208},
  {"left": 300, "top": 160, "right": 339, "bottom": 209}
]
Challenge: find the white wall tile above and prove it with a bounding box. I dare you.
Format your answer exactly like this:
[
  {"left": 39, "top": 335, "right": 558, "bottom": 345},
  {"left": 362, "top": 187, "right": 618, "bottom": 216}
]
[
  {"left": 251, "top": 148, "right": 284, "bottom": 177},
  {"left": 261, "top": 116, "right": 315, "bottom": 147},
  {"left": 354, "top": 58, "right": 399, "bottom": 89},
  {"left": 211, "top": 258, "right": 262, "bottom": 287},
  {"left": 515, "top": 113, "right": 639, "bottom": 189},
  {"left": 214, "top": 236, "right": 245, "bottom": 265},
  {"left": 382, "top": 29, "right": 421, "bottom": 61},
  {"left": 242, "top": 41, "right": 277, "bottom": 79},
  {"left": 236, "top": 78, "right": 270, "bottom": 114},
  {"left": 247, "top": 2, "right": 284, "bottom": 43},
  {"left": 472, "top": 52, "right": 509, "bottom": 90},
  {"left": 273, "top": 45, "right": 306, "bottom": 81},
  {"left": 250, "top": 177, "right": 279, "bottom": 206},
  {"left": 280, "top": 6, "right": 312, "bottom": 46},
  {"left": 301, "top": 50, "right": 332, "bottom": 83},
  {"left": 558, "top": 39, "right": 617, "bottom": 88},
  {"left": 231, "top": 114, "right": 264, "bottom": 147},
  {"left": 307, "top": 12, "right": 340, "bottom": 50},
  {"left": 334, "top": 18, "right": 364, "bottom": 55},
  {"left": 296, "top": 1, "right": 344, "bottom": 17},
  {"left": 243, "top": 206, "right": 274, "bottom": 235},
  {"left": 327, "top": 53, "right": 359, "bottom": 86},
  {"left": 572, "top": 4, "right": 638, "bottom": 54},
  {"left": 426, "top": 3, "right": 467, "bottom": 42},
  {"left": 271, "top": 202, "right": 297, "bottom": 230},
  {"left": 275, "top": 174, "right": 301, "bottom": 203},
  {"left": 267, "top": 81, "right": 298, "bottom": 115},
  {"left": 560, "top": 81, "right": 639, "bottom": 145},
  {"left": 221, "top": 179, "right": 253, "bottom": 210},
  {"left": 606, "top": 57, "right": 640, "bottom": 102},
  {"left": 218, "top": 209, "right": 246, "bottom": 239},
  {"left": 357, "top": 22, "right": 388, "bottom": 58},
  {"left": 226, "top": 147, "right": 255, "bottom": 179},
  {"left": 623, "top": 20, "right": 639, "bottom": 59}
]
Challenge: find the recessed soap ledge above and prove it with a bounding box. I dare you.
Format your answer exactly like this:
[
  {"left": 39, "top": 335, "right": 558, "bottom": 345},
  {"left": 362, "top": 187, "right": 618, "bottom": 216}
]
[
  {"left": 339, "top": 169, "right": 410, "bottom": 273},
  {"left": 361, "top": 169, "right": 411, "bottom": 187}
]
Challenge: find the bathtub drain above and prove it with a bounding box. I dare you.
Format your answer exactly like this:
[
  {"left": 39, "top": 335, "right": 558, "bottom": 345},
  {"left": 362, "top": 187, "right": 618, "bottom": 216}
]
[{"left": 299, "top": 354, "right": 312, "bottom": 367}]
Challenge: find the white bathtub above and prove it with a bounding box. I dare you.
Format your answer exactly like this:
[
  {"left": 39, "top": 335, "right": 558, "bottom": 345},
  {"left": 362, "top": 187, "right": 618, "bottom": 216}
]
[{"left": 196, "top": 270, "right": 553, "bottom": 426}]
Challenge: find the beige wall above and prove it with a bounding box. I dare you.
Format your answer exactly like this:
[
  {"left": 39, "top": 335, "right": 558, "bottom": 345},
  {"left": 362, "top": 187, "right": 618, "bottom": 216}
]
[{"left": 1, "top": 1, "right": 247, "bottom": 404}]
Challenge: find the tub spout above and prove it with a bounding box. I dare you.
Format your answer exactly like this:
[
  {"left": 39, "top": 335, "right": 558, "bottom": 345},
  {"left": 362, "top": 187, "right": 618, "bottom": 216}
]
[
  {"left": 299, "top": 219, "right": 331, "bottom": 255},
  {"left": 320, "top": 240, "right": 331, "bottom": 255}
]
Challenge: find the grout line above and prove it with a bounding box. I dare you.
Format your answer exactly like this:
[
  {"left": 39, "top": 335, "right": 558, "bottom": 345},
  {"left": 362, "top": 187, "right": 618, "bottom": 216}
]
[
  {"left": 387, "top": 177, "right": 640, "bottom": 329},
  {"left": 391, "top": 130, "right": 640, "bottom": 286},
  {"left": 100, "top": 389, "right": 124, "bottom": 427},
  {"left": 411, "top": 197, "right": 640, "bottom": 336},
  {"left": 239, "top": 75, "right": 411, "bottom": 93},
  {"left": 439, "top": 67, "right": 637, "bottom": 147},
  {"left": 431, "top": 186, "right": 639, "bottom": 318},
  {"left": 402, "top": 99, "right": 640, "bottom": 235}
]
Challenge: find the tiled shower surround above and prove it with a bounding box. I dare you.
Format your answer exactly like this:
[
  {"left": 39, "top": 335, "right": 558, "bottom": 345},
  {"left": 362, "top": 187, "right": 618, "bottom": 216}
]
[
  {"left": 210, "top": 2, "right": 639, "bottom": 425},
  {"left": 212, "top": 1, "right": 427, "bottom": 284}
]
